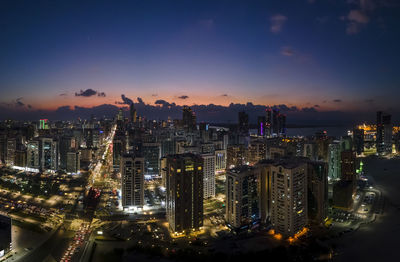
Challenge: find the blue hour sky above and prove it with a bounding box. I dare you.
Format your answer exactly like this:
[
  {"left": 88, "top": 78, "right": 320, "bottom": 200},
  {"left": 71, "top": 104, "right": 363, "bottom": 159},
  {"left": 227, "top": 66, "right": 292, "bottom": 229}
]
[{"left": 1, "top": 0, "right": 400, "bottom": 122}]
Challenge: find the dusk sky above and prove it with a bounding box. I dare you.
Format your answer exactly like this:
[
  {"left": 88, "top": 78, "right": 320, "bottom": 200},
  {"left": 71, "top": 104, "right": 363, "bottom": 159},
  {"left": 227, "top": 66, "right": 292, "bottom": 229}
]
[{"left": 1, "top": 0, "right": 400, "bottom": 122}]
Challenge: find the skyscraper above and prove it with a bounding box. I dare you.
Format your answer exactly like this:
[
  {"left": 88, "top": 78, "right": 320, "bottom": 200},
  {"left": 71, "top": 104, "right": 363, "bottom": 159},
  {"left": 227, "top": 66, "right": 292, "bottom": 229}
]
[
  {"left": 306, "top": 161, "right": 328, "bottom": 224},
  {"left": 142, "top": 142, "right": 161, "bottom": 176},
  {"left": 376, "top": 111, "right": 392, "bottom": 154},
  {"left": 272, "top": 108, "right": 279, "bottom": 135},
  {"left": 39, "top": 138, "right": 58, "bottom": 170},
  {"left": 225, "top": 166, "right": 259, "bottom": 230},
  {"left": 353, "top": 128, "right": 364, "bottom": 155},
  {"left": 121, "top": 154, "right": 145, "bottom": 209},
  {"left": 327, "top": 142, "right": 341, "bottom": 181},
  {"left": 166, "top": 154, "right": 203, "bottom": 233},
  {"left": 182, "top": 106, "right": 197, "bottom": 132},
  {"left": 270, "top": 160, "right": 307, "bottom": 238},
  {"left": 257, "top": 116, "right": 266, "bottom": 136},
  {"left": 27, "top": 140, "right": 39, "bottom": 169},
  {"left": 66, "top": 151, "right": 80, "bottom": 173},
  {"left": 201, "top": 153, "right": 216, "bottom": 199},
  {"left": 238, "top": 111, "right": 249, "bottom": 134},
  {"left": 266, "top": 108, "right": 272, "bottom": 137}
]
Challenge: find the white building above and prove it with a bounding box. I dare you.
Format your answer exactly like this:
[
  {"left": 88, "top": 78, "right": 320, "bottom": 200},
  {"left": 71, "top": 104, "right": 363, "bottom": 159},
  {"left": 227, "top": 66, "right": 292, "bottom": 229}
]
[{"left": 202, "top": 153, "right": 216, "bottom": 198}]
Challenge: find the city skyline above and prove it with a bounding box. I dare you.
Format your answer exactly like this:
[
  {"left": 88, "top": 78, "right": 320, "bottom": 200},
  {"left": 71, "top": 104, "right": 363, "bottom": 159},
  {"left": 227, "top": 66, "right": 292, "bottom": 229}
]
[{"left": 1, "top": 0, "right": 400, "bottom": 122}]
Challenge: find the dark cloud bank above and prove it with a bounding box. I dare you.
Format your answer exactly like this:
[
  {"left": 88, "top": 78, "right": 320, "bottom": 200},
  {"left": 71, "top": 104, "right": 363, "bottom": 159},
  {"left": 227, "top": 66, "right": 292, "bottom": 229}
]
[{"left": 0, "top": 95, "right": 386, "bottom": 126}]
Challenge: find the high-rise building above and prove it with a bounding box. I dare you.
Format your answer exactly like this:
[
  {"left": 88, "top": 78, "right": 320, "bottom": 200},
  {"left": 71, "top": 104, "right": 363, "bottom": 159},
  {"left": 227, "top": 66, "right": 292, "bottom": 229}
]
[
  {"left": 121, "top": 154, "right": 144, "bottom": 208},
  {"left": 166, "top": 154, "right": 203, "bottom": 233},
  {"left": 266, "top": 108, "right": 272, "bottom": 137},
  {"left": 201, "top": 153, "right": 216, "bottom": 199},
  {"left": 182, "top": 106, "right": 196, "bottom": 132},
  {"left": 270, "top": 160, "right": 307, "bottom": 238},
  {"left": 257, "top": 116, "right": 266, "bottom": 136},
  {"left": 272, "top": 109, "right": 279, "bottom": 135},
  {"left": 278, "top": 114, "right": 287, "bottom": 136},
  {"left": 59, "top": 136, "right": 74, "bottom": 170},
  {"left": 327, "top": 142, "right": 341, "bottom": 181},
  {"left": 225, "top": 166, "right": 259, "bottom": 229},
  {"left": 39, "top": 138, "right": 58, "bottom": 170},
  {"left": 113, "top": 133, "right": 126, "bottom": 171},
  {"left": 215, "top": 149, "right": 227, "bottom": 172},
  {"left": 14, "top": 150, "right": 27, "bottom": 167},
  {"left": 66, "top": 151, "right": 80, "bottom": 173},
  {"left": 341, "top": 150, "right": 357, "bottom": 187},
  {"left": 307, "top": 161, "right": 328, "bottom": 224},
  {"left": 353, "top": 128, "right": 364, "bottom": 155},
  {"left": 238, "top": 111, "right": 249, "bottom": 134},
  {"left": 227, "top": 144, "right": 246, "bottom": 168},
  {"left": 5, "top": 138, "right": 16, "bottom": 166},
  {"left": 247, "top": 139, "right": 266, "bottom": 165},
  {"left": 0, "top": 215, "right": 12, "bottom": 258},
  {"left": 27, "top": 140, "right": 40, "bottom": 169},
  {"left": 142, "top": 142, "right": 161, "bottom": 176},
  {"left": 376, "top": 111, "right": 392, "bottom": 154}
]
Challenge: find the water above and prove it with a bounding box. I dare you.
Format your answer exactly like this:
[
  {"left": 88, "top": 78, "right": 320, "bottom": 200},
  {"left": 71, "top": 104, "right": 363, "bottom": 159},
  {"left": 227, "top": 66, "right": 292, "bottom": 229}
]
[{"left": 286, "top": 126, "right": 351, "bottom": 138}]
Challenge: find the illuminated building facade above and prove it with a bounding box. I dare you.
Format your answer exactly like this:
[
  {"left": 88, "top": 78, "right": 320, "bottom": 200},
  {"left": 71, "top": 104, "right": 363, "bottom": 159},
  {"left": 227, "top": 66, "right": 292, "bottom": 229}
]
[
  {"left": 306, "top": 161, "right": 328, "bottom": 224},
  {"left": 215, "top": 149, "right": 227, "bottom": 171},
  {"left": 327, "top": 142, "right": 341, "bottom": 181},
  {"left": 121, "top": 154, "right": 144, "bottom": 208},
  {"left": 27, "top": 140, "right": 40, "bottom": 169},
  {"left": 182, "top": 106, "right": 197, "bottom": 132},
  {"left": 225, "top": 166, "right": 259, "bottom": 229},
  {"left": 166, "top": 153, "right": 203, "bottom": 233},
  {"left": 202, "top": 153, "right": 215, "bottom": 199},
  {"left": 270, "top": 161, "right": 307, "bottom": 238},
  {"left": 39, "top": 137, "right": 58, "bottom": 170},
  {"left": 247, "top": 139, "right": 266, "bottom": 165},
  {"left": 66, "top": 151, "right": 80, "bottom": 173},
  {"left": 227, "top": 144, "right": 246, "bottom": 168},
  {"left": 142, "top": 142, "right": 161, "bottom": 176}
]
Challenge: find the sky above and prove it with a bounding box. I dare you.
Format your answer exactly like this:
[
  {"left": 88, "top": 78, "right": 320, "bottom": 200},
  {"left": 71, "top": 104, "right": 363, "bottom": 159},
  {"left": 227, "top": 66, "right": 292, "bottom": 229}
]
[{"left": 1, "top": 0, "right": 400, "bottom": 123}]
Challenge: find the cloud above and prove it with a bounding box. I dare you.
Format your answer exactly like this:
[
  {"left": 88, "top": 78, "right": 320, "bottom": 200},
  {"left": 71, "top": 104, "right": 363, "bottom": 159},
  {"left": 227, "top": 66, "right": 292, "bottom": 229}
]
[
  {"left": 155, "top": 100, "right": 176, "bottom": 107},
  {"left": 137, "top": 97, "right": 145, "bottom": 104},
  {"left": 75, "top": 89, "right": 106, "bottom": 97},
  {"left": 151, "top": 94, "right": 158, "bottom": 97},
  {"left": 1, "top": 98, "right": 32, "bottom": 109},
  {"left": 342, "top": 0, "right": 379, "bottom": 35},
  {"left": 1, "top": 99, "right": 396, "bottom": 126},
  {"left": 270, "top": 14, "right": 287, "bottom": 33},
  {"left": 15, "top": 98, "right": 25, "bottom": 107},
  {"left": 116, "top": 94, "right": 134, "bottom": 105},
  {"left": 364, "top": 98, "right": 375, "bottom": 103},
  {"left": 333, "top": 99, "right": 342, "bottom": 103},
  {"left": 178, "top": 95, "right": 189, "bottom": 100},
  {"left": 314, "top": 104, "right": 320, "bottom": 108},
  {"left": 281, "top": 46, "right": 295, "bottom": 57},
  {"left": 59, "top": 93, "right": 67, "bottom": 96},
  {"left": 221, "top": 94, "right": 228, "bottom": 97}
]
